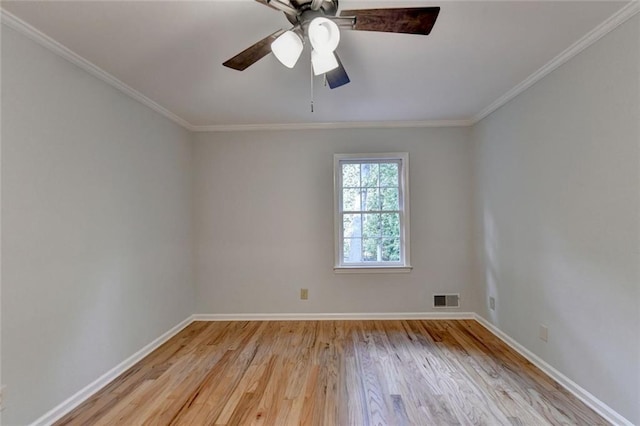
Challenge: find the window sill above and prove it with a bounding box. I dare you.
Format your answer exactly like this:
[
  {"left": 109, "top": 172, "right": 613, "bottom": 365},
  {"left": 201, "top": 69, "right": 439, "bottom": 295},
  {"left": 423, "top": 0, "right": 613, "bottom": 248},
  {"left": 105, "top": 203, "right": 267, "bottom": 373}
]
[{"left": 333, "top": 266, "right": 413, "bottom": 274}]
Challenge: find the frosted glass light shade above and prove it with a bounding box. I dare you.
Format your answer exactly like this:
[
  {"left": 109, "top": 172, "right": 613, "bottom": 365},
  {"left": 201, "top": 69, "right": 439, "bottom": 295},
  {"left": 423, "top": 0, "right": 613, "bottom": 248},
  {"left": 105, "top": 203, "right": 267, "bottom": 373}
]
[
  {"left": 311, "top": 49, "right": 338, "bottom": 75},
  {"left": 271, "top": 31, "right": 304, "bottom": 68},
  {"left": 308, "top": 17, "right": 340, "bottom": 53}
]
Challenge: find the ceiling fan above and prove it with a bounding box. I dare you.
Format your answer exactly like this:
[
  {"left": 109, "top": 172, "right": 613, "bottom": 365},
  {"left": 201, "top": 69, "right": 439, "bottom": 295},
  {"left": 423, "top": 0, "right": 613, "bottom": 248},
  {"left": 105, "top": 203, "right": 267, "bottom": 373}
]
[{"left": 222, "top": 0, "right": 440, "bottom": 89}]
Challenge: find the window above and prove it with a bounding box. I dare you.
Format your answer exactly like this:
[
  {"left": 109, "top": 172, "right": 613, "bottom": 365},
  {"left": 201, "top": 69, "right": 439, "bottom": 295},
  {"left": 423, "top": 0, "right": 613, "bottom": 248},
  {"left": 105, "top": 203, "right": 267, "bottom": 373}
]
[{"left": 334, "top": 153, "right": 411, "bottom": 272}]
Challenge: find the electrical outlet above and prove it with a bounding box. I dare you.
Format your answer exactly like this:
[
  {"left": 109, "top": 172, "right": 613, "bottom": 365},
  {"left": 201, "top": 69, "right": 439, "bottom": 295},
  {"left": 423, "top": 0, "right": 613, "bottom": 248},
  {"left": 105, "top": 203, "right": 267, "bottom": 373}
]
[
  {"left": 489, "top": 296, "right": 495, "bottom": 311},
  {"left": 300, "top": 288, "right": 308, "bottom": 300},
  {"left": 539, "top": 324, "right": 548, "bottom": 342}
]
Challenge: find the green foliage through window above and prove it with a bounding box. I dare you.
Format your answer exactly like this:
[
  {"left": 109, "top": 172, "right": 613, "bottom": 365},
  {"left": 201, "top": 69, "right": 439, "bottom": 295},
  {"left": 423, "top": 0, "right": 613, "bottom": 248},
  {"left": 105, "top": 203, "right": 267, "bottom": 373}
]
[{"left": 341, "top": 161, "right": 401, "bottom": 263}]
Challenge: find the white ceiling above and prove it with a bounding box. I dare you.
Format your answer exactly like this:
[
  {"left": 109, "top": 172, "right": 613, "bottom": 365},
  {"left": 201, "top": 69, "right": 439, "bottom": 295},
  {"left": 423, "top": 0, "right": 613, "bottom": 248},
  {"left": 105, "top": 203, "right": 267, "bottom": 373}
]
[{"left": 1, "top": 0, "right": 632, "bottom": 129}]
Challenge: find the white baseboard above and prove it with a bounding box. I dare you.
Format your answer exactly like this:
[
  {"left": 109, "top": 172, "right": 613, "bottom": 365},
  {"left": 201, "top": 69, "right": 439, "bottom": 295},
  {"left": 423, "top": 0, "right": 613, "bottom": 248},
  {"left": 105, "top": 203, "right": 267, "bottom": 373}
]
[
  {"left": 30, "top": 316, "right": 194, "bottom": 426},
  {"left": 192, "top": 312, "right": 476, "bottom": 321},
  {"left": 473, "top": 314, "right": 633, "bottom": 426},
  {"left": 28, "top": 313, "right": 631, "bottom": 426}
]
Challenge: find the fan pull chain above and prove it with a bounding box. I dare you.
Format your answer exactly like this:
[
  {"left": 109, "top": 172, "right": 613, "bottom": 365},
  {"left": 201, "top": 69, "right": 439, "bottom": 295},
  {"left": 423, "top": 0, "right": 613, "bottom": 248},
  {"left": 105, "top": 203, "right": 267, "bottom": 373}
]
[{"left": 310, "top": 59, "right": 314, "bottom": 113}]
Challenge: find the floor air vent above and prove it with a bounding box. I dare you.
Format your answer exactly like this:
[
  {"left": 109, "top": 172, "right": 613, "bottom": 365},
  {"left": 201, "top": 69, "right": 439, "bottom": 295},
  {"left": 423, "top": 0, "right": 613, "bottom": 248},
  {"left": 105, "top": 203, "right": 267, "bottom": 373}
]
[{"left": 433, "top": 294, "right": 460, "bottom": 308}]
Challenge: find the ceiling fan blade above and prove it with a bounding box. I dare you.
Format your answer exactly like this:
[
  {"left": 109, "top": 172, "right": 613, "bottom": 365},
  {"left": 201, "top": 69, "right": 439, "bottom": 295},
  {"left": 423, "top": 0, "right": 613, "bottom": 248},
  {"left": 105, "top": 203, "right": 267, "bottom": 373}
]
[
  {"left": 326, "top": 16, "right": 356, "bottom": 29},
  {"left": 325, "top": 53, "right": 350, "bottom": 89},
  {"left": 223, "top": 29, "right": 286, "bottom": 71},
  {"left": 339, "top": 7, "right": 440, "bottom": 35}
]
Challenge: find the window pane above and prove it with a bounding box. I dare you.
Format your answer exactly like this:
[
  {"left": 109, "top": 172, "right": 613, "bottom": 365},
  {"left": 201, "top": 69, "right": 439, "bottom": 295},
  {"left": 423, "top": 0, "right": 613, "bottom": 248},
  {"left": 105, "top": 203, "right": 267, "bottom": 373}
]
[
  {"left": 361, "top": 163, "right": 379, "bottom": 187},
  {"left": 362, "top": 214, "right": 381, "bottom": 238},
  {"left": 342, "top": 163, "right": 360, "bottom": 187},
  {"left": 380, "top": 188, "right": 399, "bottom": 210},
  {"left": 380, "top": 163, "right": 398, "bottom": 187},
  {"left": 343, "top": 214, "right": 362, "bottom": 238},
  {"left": 343, "top": 238, "right": 362, "bottom": 263},
  {"left": 381, "top": 238, "right": 401, "bottom": 261},
  {"left": 362, "top": 188, "right": 380, "bottom": 211},
  {"left": 335, "top": 153, "right": 409, "bottom": 268},
  {"left": 342, "top": 188, "right": 361, "bottom": 211},
  {"left": 381, "top": 213, "right": 400, "bottom": 237},
  {"left": 362, "top": 238, "right": 380, "bottom": 261}
]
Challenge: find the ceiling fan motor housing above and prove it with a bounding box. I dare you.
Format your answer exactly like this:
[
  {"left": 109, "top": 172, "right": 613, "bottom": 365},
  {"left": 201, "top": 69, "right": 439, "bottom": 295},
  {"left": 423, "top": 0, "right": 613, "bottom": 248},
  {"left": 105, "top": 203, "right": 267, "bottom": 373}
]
[{"left": 286, "top": 0, "right": 339, "bottom": 27}]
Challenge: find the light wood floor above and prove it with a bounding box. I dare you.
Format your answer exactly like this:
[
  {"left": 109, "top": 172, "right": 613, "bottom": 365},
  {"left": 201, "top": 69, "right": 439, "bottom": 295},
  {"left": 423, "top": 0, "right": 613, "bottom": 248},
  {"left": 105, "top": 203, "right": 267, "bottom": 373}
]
[{"left": 55, "top": 320, "right": 608, "bottom": 425}]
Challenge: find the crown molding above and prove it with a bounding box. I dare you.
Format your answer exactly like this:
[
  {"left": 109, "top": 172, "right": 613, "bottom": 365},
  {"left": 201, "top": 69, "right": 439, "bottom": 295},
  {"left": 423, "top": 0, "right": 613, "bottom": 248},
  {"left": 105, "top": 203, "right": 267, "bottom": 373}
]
[
  {"left": 471, "top": 0, "right": 640, "bottom": 124},
  {"left": 3, "top": 2, "right": 637, "bottom": 132},
  {"left": 1, "top": 8, "right": 469, "bottom": 132},
  {"left": 190, "top": 119, "right": 473, "bottom": 132},
  {"left": 0, "top": 9, "right": 193, "bottom": 131}
]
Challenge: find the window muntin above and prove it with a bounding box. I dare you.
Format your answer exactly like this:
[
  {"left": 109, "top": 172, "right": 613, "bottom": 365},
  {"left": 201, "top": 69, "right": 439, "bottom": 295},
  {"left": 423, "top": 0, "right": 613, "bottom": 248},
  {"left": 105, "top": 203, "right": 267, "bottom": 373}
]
[{"left": 334, "top": 153, "right": 410, "bottom": 270}]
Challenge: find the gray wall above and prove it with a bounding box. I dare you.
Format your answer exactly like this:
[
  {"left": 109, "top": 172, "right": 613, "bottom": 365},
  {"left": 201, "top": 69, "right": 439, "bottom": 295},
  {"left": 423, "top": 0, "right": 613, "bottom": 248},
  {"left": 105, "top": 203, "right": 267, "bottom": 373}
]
[
  {"left": 193, "top": 127, "right": 477, "bottom": 315},
  {"left": 1, "top": 26, "right": 195, "bottom": 425},
  {"left": 2, "top": 8, "right": 639, "bottom": 426},
  {"left": 472, "top": 15, "right": 639, "bottom": 424}
]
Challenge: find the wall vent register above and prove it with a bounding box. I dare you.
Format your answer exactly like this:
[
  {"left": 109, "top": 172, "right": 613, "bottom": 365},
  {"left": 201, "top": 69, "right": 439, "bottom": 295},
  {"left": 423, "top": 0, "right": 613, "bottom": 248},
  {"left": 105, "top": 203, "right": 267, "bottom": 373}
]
[{"left": 433, "top": 294, "right": 460, "bottom": 308}]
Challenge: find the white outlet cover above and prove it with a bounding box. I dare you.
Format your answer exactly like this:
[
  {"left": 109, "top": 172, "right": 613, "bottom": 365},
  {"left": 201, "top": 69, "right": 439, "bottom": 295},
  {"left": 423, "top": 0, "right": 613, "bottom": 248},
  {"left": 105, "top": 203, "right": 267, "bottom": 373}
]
[{"left": 539, "top": 325, "right": 548, "bottom": 342}]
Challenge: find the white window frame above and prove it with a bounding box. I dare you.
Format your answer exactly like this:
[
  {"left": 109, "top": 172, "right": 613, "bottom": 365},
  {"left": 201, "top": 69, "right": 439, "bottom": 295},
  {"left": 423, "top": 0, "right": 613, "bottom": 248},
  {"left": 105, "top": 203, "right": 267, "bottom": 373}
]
[{"left": 333, "top": 152, "right": 412, "bottom": 273}]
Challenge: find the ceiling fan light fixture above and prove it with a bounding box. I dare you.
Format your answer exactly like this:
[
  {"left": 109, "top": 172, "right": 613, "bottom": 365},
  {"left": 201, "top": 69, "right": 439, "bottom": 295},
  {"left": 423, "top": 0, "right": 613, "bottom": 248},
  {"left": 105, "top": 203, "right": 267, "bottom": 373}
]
[
  {"left": 311, "top": 49, "right": 338, "bottom": 75},
  {"left": 271, "top": 30, "right": 304, "bottom": 68},
  {"left": 308, "top": 17, "right": 340, "bottom": 53}
]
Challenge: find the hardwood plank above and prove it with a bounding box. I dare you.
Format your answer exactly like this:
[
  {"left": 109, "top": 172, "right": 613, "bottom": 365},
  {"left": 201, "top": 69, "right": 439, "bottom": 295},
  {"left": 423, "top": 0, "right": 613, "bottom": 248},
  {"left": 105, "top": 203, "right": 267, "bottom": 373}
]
[
  {"left": 54, "top": 320, "right": 611, "bottom": 426},
  {"left": 352, "top": 321, "right": 394, "bottom": 425}
]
